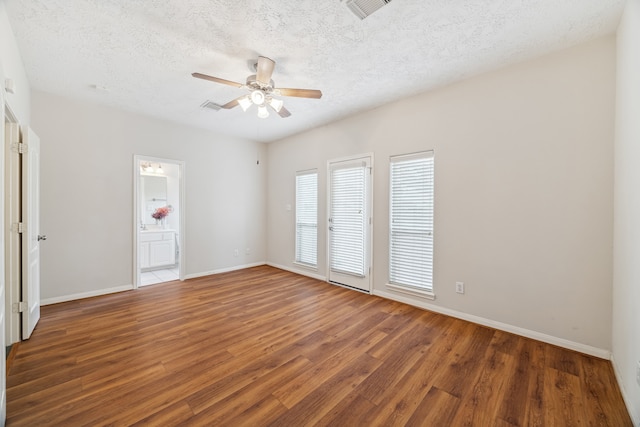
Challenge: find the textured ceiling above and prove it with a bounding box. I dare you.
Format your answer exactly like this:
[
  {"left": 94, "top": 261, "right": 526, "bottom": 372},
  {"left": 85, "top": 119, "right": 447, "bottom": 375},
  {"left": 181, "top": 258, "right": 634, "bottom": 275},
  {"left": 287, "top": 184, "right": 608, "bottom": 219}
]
[{"left": 4, "top": 0, "right": 626, "bottom": 142}]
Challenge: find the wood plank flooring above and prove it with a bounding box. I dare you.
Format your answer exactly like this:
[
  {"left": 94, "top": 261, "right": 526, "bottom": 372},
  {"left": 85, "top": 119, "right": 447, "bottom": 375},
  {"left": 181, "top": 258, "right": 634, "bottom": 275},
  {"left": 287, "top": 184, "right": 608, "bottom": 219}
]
[{"left": 6, "top": 265, "right": 632, "bottom": 426}]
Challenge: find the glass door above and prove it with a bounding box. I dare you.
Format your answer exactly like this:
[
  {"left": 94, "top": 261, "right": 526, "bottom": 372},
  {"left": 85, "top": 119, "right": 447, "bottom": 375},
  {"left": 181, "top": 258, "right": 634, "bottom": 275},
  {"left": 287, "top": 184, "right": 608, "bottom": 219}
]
[{"left": 327, "top": 155, "right": 372, "bottom": 292}]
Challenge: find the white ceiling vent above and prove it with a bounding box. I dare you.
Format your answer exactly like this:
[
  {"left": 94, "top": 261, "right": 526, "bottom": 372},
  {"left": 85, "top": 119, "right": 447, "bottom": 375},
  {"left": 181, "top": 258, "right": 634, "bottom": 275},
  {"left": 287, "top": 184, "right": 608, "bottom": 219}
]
[
  {"left": 341, "top": 0, "right": 392, "bottom": 20},
  {"left": 200, "top": 100, "right": 222, "bottom": 111}
]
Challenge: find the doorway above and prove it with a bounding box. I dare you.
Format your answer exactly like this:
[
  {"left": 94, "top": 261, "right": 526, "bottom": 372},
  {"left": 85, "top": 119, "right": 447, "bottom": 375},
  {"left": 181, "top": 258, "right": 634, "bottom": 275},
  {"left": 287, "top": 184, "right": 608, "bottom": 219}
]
[
  {"left": 133, "top": 156, "right": 184, "bottom": 288},
  {"left": 327, "top": 154, "right": 373, "bottom": 293}
]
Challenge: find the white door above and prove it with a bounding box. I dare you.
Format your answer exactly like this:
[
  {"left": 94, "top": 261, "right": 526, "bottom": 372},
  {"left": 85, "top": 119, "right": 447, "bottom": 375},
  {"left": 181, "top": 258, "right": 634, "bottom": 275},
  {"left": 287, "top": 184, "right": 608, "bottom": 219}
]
[
  {"left": 327, "top": 156, "right": 372, "bottom": 292},
  {"left": 21, "top": 127, "right": 41, "bottom": 339}
]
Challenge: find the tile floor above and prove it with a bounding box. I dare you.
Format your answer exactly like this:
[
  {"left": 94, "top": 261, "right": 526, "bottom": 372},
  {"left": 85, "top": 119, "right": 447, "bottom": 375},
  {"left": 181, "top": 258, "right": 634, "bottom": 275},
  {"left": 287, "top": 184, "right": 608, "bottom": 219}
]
[{"left": 141, "top": 267, "right": 180, "bottom": 286}]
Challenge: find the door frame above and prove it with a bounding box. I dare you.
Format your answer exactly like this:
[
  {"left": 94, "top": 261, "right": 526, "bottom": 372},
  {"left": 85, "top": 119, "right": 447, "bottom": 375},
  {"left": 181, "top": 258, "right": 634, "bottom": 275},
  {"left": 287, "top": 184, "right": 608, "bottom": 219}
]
[
  {"left": 1, "top": 67, "right": 7, "bottom": 424},
  {"left": 326, "top": 153, "right": 374, "bottom": 293},
  {"left": 4, "top": 106, "right": 20, "bottom": 345},
  {"left": 133, "top": 155, "right": 185, "bottom": 288}
]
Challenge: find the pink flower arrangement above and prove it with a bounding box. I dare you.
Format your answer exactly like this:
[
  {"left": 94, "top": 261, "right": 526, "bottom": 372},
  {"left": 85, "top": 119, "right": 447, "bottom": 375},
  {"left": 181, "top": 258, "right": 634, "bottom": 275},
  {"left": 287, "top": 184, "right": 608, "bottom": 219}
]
[{"left": 151, "top": 206, "right": 170, "bottom": 220}]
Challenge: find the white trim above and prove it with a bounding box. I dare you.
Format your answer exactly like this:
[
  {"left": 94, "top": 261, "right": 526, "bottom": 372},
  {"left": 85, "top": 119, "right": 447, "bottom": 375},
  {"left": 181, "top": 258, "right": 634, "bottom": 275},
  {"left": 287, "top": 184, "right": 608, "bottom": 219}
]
[
  {"left": 43, "top": 263, "right": 266, "bottom": 305},
  {"left": 4, "top": 119, "right": 21, "bottom": 345},
  {"left": 267, "top": 262, "right": 327, "bottom": 282},
  {"left": 296, "top": 168, "right": 318, "bottom": 176},
  {"left": 390, "top": 150, "right": 435, "bottom": 162},
  {"left": 611, "top": 355, "right": 639, "bottom": 426},
  {"left": 0, "top": 63, "right": 6, "bottom": 426},
  {"left": 293, "top": 261, "right": 319, "bottom": 272},
  {"left": 41, "top": 285, "right": 134, "bottom": 306},
  {"left": 326, "top": 151, "right": 375, "bottom": 167},
  {"left": 183, "top": 262, "right": 267, "bottom": 280},
  {"left": 373, "top": 289, "right": 611, "bottom": 360},
  {"left": 386, "top": 283, "right": 435, "bottom": 300}
]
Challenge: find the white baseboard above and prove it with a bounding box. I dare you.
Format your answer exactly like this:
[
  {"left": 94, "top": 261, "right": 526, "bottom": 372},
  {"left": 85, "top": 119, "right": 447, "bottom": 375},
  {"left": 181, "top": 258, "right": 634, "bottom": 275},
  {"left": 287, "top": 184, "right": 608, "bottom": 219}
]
[
  {"left": 263, "top": 266, "right": 610, "bottom": 360},
  {"left": 41, "top": 284, "right": 134, "bottom": 306},
  {"left": 373, "top": 289, "right": 611, "bottom": 360},
  {"left": 183, "top": 261, "right": 267, "bottom": 280},
  {"left": 611, "top": 355, "right": 640, "bottom": 426},
  {"left": 266, "top": 262, "right": 327, "bottom": 282},
  {"left": 41, "top": 262, "right": 270, "bottom": 305}
]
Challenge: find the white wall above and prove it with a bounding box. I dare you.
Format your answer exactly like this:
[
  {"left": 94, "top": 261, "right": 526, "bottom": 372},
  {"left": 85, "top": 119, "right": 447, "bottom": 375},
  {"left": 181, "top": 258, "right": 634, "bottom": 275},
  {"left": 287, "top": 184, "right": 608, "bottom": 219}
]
[
  {"left": 164, "top": 162, "right": 180, "bottom": 232},
  {"left": 613, "top": 0, "right": 640, "bottom": 424},
  {"left": 0, "top": 2, "right": 30, "bottom": 124},
  {"left": 267, "top": 36, "right": 615, "bottom": 355},
  {"left": 32, "top": 90, "right": 267, "bottom": 301}
]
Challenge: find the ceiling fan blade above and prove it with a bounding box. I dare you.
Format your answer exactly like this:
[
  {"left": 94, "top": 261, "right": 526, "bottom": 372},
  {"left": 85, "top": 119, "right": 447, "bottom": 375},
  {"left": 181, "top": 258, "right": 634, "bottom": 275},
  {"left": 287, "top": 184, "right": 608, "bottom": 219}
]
[
  {"left": 221, "top": 97, "right": 244, "bottom": 109},
  {"left": 256, "top": 56, "right": 276, "bottom": 85},
  {"left": 277, "top": 88, "right": 323, "bottom": 99},
  {"left": 277, "top": 105, "right": 291, "bottom": 118},
  {"left": 192, "top": 72, "right": 244, "bottom": 88}
]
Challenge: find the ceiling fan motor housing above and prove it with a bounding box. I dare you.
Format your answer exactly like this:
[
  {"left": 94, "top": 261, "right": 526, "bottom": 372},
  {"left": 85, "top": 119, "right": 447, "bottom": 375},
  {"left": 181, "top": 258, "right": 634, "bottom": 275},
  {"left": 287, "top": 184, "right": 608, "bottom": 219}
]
[{"left": 246, "top": 75, "right": 274, "bottom": 92}]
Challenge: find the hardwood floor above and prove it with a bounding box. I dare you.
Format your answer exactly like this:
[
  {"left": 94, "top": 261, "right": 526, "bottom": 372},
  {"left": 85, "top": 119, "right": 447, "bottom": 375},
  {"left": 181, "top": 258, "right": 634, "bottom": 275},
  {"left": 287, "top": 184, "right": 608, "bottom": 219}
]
[{"left": 6, "top": 265, "right": 632, "bottom": 426}]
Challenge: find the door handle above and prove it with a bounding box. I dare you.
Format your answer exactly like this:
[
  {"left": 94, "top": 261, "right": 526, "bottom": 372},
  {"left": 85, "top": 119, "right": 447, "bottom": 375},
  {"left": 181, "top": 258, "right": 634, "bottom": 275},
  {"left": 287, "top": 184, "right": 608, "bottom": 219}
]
[{"left": 37, "top": 235, "right": 47, "bottom": 241}]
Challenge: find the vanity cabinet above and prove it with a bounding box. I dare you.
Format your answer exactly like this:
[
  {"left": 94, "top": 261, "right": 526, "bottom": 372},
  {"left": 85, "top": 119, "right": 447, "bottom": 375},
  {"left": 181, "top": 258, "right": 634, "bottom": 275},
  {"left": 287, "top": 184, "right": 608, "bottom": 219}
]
[{"left": 140, "top": 230, "right": 176, "bottom": 269}]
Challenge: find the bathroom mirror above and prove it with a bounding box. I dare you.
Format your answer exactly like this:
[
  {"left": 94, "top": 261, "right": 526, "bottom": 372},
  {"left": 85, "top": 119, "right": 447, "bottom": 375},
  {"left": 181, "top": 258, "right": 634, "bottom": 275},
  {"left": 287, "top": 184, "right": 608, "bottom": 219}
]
[{"left": 141, "top": 175, "right": 167, "bottom": 225}]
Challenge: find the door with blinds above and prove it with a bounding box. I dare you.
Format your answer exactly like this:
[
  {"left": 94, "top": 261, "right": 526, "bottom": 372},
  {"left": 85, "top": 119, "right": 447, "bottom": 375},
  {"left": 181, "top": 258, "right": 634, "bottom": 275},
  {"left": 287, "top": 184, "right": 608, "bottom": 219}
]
[{"left": 327, "top": 156, "right": 372, "bottom": 292}]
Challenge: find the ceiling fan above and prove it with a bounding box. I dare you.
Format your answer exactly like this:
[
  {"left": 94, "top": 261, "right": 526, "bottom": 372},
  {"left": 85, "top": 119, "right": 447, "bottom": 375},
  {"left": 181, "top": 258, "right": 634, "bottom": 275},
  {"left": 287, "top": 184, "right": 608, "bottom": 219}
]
[{"left": 193, "top": 56, "right": 322, "bottom": 119}]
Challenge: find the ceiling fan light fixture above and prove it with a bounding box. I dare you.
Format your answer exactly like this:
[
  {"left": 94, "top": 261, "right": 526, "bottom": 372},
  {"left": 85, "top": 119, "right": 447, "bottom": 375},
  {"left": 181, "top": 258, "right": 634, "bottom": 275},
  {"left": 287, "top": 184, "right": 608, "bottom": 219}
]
[
  {"left": 193, "top": 56, "right": 323, "bottom": 119},
  {"left": 268, "top": 97, "right": 284, "bottom": 113},
  {"left": 238, "top": 95, "right": 252, "bottom": 112},
  {"left": 250, "top": 90, "right": 265, "bottom": 105},
  {"left": 257, "top": 105, "right": 269, "bottom": 119}
]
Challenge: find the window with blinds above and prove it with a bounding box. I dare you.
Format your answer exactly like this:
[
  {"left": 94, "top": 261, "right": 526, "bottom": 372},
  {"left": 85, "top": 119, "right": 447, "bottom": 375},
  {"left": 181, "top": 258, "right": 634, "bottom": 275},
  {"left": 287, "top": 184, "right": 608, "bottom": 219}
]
[
  {"left": 295, "top": 170, "right": 318, "bottom": 267},
  {"left": 389, "top": 151, "right": 434, "bottom": 294}
]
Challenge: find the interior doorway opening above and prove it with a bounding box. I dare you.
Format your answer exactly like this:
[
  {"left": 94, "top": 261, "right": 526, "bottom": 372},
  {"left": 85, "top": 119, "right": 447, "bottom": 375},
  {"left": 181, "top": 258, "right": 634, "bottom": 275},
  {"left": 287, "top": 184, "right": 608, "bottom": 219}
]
[{"left": 133, "top": 156, "right": 185, "bottom": 288}]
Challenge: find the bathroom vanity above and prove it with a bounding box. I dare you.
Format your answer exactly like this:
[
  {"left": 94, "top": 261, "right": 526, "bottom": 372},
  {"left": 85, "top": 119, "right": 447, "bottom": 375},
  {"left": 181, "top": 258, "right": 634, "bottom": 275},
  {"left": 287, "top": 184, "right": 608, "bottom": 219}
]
[{"left": 139, "top": 229, "right": 176, "bottom": 269}]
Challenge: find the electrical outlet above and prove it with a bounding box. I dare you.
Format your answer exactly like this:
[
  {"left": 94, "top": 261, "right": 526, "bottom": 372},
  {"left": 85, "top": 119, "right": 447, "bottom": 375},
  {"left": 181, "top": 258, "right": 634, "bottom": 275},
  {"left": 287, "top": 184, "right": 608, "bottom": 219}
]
[
  {"left": 455, "top": 282, "right": 464, "bottom": 294},
  {"left": 636, "top": 360, "right": 640, "bottom": 387},
  {"left": 245, "top": 248, "right": 251, "bottom": 255},
  {"left": 234, "top": 249, "right": 239, "bottom": 257}
]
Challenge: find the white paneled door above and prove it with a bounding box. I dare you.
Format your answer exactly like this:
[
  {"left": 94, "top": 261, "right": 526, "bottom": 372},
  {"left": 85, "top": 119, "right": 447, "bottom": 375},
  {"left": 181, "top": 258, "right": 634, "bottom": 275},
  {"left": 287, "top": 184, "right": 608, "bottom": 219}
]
[
  {"left": 21, "top": 127, "right": 41, "bottom": 339},
  {"left": 327, "top": 156, "right": 372, "bottom": 293}
]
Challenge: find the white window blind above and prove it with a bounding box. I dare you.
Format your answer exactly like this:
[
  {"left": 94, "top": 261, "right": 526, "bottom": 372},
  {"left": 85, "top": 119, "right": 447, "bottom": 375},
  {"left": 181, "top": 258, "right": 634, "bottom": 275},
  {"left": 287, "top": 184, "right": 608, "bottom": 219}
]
[
  {"left": 295, "top": 170, "right": 318, "bottom": 267},
  {"left": 389, "top": 151, "right": 434, "bottom": 291},
  {"left": 329, "top": 162, "right": 367, "bottom": 277}
]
